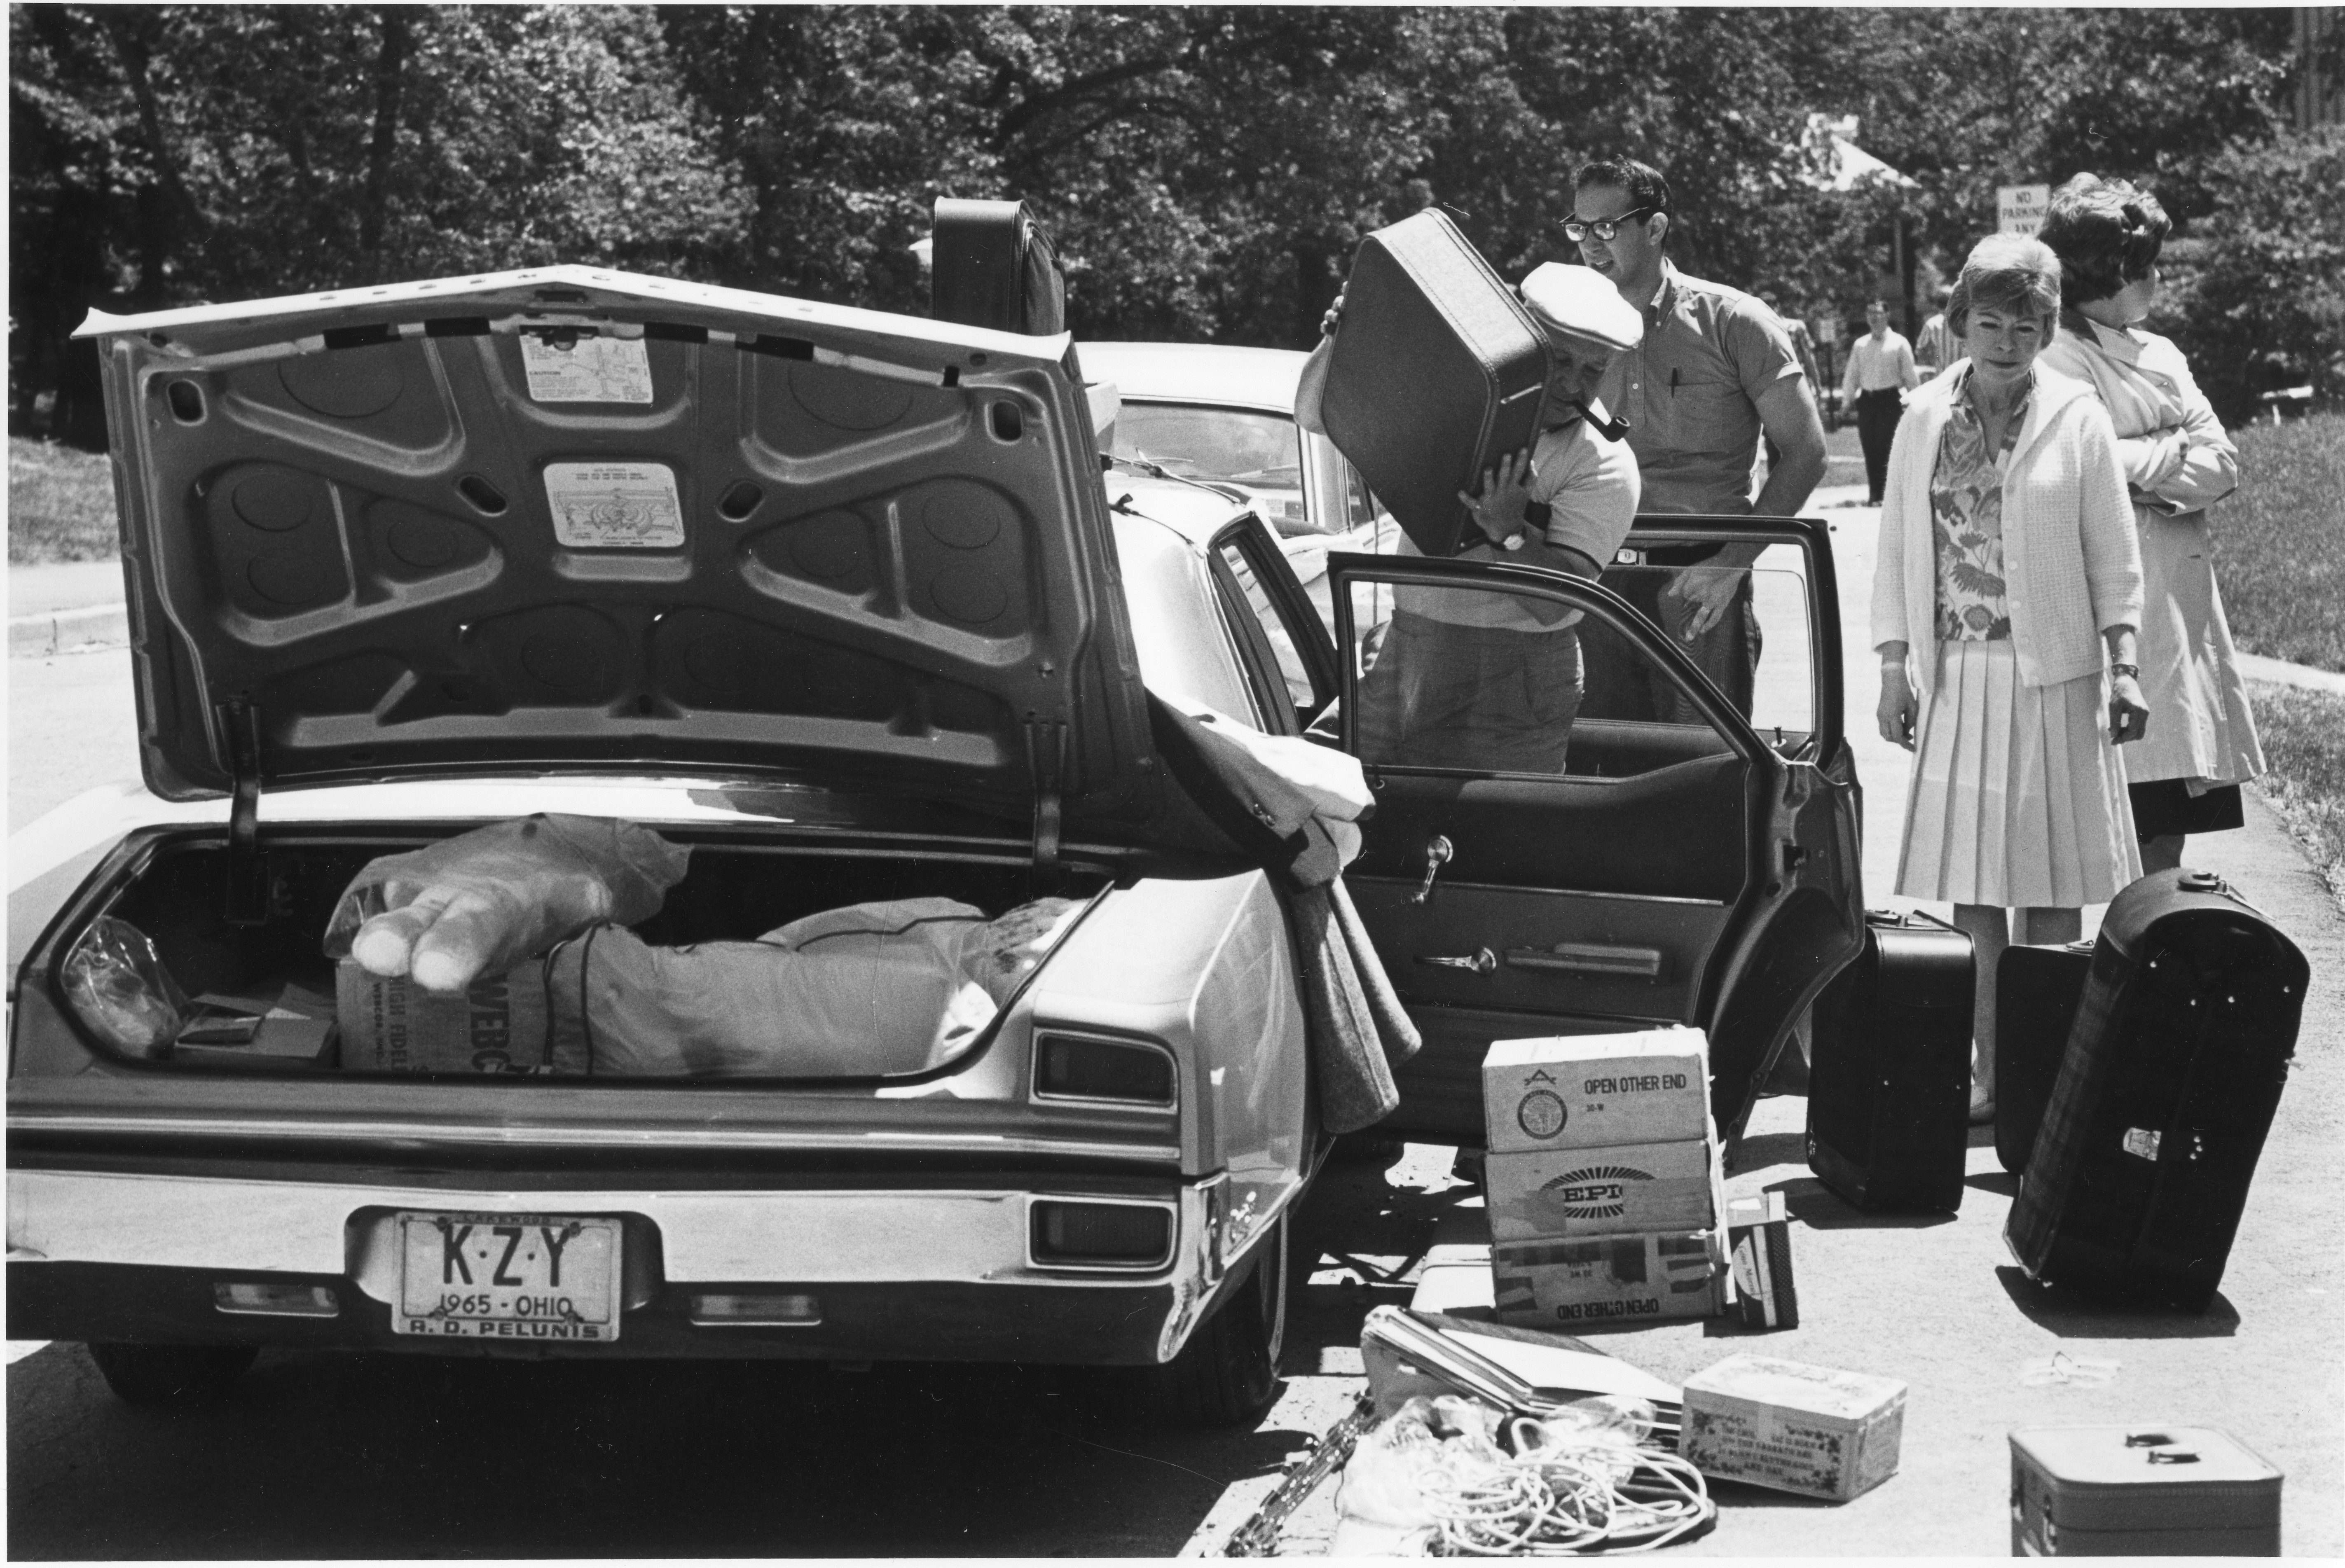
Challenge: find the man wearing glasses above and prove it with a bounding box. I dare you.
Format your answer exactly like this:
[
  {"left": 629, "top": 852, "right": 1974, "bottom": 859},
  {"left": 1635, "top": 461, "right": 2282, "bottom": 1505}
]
[{"left": 1567, "top": 157, "right": 1827, "bottom": 724}]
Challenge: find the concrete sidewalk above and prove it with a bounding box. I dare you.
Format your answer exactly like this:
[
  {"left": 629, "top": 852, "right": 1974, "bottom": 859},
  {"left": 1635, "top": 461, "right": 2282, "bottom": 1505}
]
[{"left": 7, "top": 560, "right": 129, "bottom": 656}]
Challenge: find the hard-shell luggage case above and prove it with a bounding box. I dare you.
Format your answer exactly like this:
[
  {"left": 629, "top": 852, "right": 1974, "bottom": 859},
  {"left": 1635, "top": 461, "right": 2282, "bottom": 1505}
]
[
  {"left": 930, "top": 197, "right": 1066, "bottom": 336},
  {"left": 1805, "top": 908, "right": 1975, "bottom": 1212},
  {"left": 1318, "top": 210, "right": 1550, "bottom": 558},
  {"left": 1994, "top": 939, "right": 2095, "bottom": 1175},
  {"left": 2008, "top": 1425, "right": 2284, "bottom": 1556},
  {"left": 2007, "top": 869, "right": 2310, "bottom": 1312}
]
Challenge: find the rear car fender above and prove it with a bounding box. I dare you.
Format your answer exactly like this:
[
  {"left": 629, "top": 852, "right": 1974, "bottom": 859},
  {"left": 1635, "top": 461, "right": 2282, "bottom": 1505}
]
[{"left": 1025, "top": 871, "right": 1307, "bottom": 1228}]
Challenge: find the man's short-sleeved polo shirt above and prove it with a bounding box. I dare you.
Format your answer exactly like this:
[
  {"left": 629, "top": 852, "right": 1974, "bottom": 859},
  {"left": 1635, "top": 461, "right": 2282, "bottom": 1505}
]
[{"left": 1596, "top": 259, "right": 1806, "bottom": 517}]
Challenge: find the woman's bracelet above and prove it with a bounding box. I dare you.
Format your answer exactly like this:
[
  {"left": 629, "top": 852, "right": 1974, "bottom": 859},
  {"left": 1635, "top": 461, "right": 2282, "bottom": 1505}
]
[{"left": 2109, "top": 662, "right": 2140, "bottom": 680}]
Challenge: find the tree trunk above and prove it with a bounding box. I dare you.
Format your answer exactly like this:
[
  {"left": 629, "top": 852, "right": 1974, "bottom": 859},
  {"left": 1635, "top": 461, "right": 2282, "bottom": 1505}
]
[
  {"left": 101, "top": 12, "right": 203, "bottom": 304},
  {"left": 1292, "top": 243, "right": 1334, "bottom": 351},
  {"left": 358, "top": 7, "right": 414, "bottom": 283}
]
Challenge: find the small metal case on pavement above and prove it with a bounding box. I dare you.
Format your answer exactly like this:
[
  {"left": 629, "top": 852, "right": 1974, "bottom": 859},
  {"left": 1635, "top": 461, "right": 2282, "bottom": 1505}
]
[{"left": 2008, "top": 1425, "right": 2282, "bottom": 1556}]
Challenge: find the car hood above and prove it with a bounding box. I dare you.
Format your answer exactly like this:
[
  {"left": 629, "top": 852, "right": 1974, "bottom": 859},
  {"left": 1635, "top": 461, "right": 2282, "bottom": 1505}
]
[{"left": 75, "top": 264, "right": 1169, "bottom": 841}]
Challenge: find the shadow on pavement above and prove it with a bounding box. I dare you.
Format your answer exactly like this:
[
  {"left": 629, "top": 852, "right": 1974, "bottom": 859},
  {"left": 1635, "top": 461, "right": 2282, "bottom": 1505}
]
[
  {"left": 1704, "top": 1477, "right": 1845, "bottom": 1510},
  {"left": 1994, "top": 1266, "right": 2242, "bottom": 1339},
  {"left": 1726, "top": 1129, "right": 1807, "bottom": 1173},
  {"left": 1966, "top": 1171, "right": 2022, "bottom": 1198},
  {"left": 7, "top": 1340, "right": 1289, "bottom": 1558},
  {"left": 1766, "top": 1175, "right": 1957, "bottom": 1231}
]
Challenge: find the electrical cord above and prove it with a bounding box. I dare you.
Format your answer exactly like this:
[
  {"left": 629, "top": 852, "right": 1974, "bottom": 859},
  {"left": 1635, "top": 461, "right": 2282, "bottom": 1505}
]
[{"left": 1418, "top": 1417, "right": 1715, "bottom": 1556}]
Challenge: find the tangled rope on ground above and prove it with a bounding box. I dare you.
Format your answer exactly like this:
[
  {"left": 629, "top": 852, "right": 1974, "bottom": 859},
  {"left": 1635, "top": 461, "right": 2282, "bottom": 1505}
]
[{"left": 1422, "top": 1415, "right": 1714, "bottom": 1556}]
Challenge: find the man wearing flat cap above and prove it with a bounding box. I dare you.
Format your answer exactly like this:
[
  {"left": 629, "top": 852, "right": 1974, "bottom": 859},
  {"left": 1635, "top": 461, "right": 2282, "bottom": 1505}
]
[{"left": 1297, "top": 262, "right": 1643, "bottom": 773}]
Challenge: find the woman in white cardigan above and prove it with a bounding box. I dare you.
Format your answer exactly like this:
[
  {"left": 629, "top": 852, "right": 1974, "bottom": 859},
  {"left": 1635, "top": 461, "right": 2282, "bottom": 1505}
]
[
  {"left": 1872, "top": 234, "right": 2149, "bottom": 1120},
  {"left": 2038, "top": 174, "right": 2261, "bottom": 877}
]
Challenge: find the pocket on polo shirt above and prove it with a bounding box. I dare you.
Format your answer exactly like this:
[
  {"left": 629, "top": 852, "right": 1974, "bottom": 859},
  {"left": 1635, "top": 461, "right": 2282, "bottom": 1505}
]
[{"left": 1667, "top": 374, "right": 1743, "bottom": 418}]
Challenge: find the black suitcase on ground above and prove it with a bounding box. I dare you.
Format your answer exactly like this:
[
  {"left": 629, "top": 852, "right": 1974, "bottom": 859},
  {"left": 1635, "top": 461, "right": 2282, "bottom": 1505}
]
[
  {"left": 1994, "top": 939, "right": 2095, "bottom": 1175},
  {"left": 930, "top": 197, "right": 1066, "bottom": 336},
  {"left": 1805, "top": 909, "right": 1976, "bottom": 1212},
  {"left": 2007, "top": 869, "right": 2309, "bottom": 1312},
  {"left": 1318, "top": 210, "right": 1549, "bottom": 558}
]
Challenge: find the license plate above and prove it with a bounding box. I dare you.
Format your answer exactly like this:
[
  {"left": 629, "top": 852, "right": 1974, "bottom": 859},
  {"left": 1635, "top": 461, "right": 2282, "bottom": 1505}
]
[{"left": 394, "top": 1211, "right": 623, "bottom": 1342}]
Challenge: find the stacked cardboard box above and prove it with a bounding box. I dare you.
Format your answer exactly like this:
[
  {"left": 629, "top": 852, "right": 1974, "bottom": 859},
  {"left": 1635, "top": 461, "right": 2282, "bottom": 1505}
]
[{"left": 1481, "top": 1028, "right": 1727, "bottom": 1327}]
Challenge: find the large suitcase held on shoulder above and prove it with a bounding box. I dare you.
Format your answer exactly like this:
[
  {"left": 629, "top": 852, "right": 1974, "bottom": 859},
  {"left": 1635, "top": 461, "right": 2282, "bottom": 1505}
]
[
  {"left": 1806, "top": 908, "right": 1976, "bottom": 1213},
  {"left": 1994, "top": 939, "right": 2096, "bottom": 1175},
  {"left": 2007, "top": 869, "right": 2309, "bottom": 1312},
  {"left": 1318, "top": 210, "right": 1551, "bottom": 558},
  {"left": 930, "top": 197, "right": 1066, "bottom": 337}
]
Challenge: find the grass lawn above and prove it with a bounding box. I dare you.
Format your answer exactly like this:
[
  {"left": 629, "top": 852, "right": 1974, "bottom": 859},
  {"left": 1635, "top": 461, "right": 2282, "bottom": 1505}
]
[
  {"left": 2249, "top": 681, "right": 2345, "bottom": 913},
  {"left": 2211, "top": 413, "right": 2345, "bottom": 674},
  {"left": 8, "top": 437, "right": 117, "bottom": 564}
]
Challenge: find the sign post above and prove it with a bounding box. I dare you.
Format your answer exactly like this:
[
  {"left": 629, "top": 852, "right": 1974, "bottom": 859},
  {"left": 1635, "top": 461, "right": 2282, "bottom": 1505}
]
[{"left": 1998, "top": 184, "right": 2051, "bottom": 237}]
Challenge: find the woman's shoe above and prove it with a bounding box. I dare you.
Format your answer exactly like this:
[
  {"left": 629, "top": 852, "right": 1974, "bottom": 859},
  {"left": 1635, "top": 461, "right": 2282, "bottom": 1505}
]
[{"left": 1968, "top": 1082, "right": 1996, "bottom": 1125}]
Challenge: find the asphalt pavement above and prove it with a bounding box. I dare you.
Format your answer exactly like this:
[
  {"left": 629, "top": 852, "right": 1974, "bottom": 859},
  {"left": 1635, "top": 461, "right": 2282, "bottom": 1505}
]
[{"left": 7, "top": 495, "right": 2343, "bottom": 1556}]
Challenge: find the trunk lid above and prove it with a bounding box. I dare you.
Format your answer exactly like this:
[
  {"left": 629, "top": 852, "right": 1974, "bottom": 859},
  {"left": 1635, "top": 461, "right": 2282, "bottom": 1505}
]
[{"left": 75, "top": 265, "right": 1165, "bottom": 846}]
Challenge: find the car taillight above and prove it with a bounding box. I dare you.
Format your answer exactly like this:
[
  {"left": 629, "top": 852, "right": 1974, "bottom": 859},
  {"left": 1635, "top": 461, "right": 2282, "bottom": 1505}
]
[
  {"left": 213, "top": 1282, "right": 339, "bottom": 1317},
  {"left": 1033, "top": 1034, "right": 1175, "bottom": 1107},
  {"left": 1029, "top": 1201, "right": 1173, "bottom": 1268}
]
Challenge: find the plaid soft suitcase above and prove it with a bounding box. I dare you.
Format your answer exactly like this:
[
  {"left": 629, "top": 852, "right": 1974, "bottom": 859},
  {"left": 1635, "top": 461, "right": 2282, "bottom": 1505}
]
[
  {"left": 930, "top": 197, "right": 1066, "bottom": 336},
  {"left": 2007, "top": 869, "right": 2310, "bottom": 1312},
  {"left": 1318, "top": 210, "right": 1550, "bottom": 558},
  {"left": 1994, "top": 939, "right": 2095, "bottom": 1175},
  {"left": 1805, "top": 909, "right": 1975, "bottom": 1213}
]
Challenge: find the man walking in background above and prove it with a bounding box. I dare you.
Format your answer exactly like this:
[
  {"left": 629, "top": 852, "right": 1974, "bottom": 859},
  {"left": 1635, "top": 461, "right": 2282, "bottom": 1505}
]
[
  {"left": 1914, "top": 284, "right": 1956, "bottom": 378},
  {"left": 1566, "top": 156, "right": 1826, "bottom": 722},
  {"left": 1841, "top": 298, "right": 1919, "bottom": 505}
]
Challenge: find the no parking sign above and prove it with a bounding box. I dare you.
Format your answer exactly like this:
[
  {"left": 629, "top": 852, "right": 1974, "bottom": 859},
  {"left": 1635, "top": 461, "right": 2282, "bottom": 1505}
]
[{"left": 1998, "top": 184, "right": 2051, "bottom": 236}]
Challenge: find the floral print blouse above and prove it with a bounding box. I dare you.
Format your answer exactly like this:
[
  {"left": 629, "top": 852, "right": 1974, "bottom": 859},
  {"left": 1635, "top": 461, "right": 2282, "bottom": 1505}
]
[{"left": 1931, "top": 368, "right": 2033, "bottom": 642}]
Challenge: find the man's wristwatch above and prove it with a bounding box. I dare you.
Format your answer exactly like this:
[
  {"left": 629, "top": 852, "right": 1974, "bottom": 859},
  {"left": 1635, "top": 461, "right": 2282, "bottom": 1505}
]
[
  {"left": 1500, "top": 533, "right": 1525, "bottom": 551},
  {"left": 2110, "top": 662, "right": 2141, "bottom": 680}
]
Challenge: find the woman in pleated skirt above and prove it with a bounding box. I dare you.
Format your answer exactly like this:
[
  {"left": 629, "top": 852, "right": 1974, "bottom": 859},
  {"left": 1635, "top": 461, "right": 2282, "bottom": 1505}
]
[{"left": 1871, "top": 235, "right": 2150, "bottom": 1121}]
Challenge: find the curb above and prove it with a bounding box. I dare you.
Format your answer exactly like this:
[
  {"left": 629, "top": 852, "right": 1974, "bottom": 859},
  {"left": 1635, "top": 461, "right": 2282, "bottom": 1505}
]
[
  {"left": 9, "top": 603, "right": 129, "bottom": 657},
  {"left": 2237, "top": 652, "right": 2345, "bottom": 697}
]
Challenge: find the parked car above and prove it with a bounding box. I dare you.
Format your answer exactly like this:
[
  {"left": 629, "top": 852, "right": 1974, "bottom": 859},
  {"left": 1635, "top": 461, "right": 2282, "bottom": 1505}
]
[{"left": 7, "top": 266, "right": 1862, "bottom": 1421}]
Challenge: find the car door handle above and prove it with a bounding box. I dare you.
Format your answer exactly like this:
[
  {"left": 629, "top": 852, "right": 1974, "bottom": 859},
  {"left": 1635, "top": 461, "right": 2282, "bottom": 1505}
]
[
  {"left": 1419, "top": 947, "right": 1497, "bottom": 974},
  {"left": 1504, "top": 943, "right": 1668, "bottom": 980},
  {"left": 1409, "top": 834, "right": 1453, "bottom": 905}
]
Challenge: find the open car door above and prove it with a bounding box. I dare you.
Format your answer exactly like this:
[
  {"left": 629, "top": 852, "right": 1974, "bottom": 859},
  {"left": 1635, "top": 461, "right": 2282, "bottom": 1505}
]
[{"left": 1299, "top": 516, "right": 1864, "bottom": 1147}]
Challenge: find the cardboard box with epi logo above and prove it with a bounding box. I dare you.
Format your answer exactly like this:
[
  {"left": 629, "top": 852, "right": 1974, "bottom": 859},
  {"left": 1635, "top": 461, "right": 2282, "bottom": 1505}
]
[
  {"left": 1484, "top": 1138, "right": 1722, "bottom": 1242},
  {"left": 335, "top": 960, "right": 552, "bottom": 1074},
  {"left": 1482, "top": 1028, "right": 1711, "bottom": 1154}
]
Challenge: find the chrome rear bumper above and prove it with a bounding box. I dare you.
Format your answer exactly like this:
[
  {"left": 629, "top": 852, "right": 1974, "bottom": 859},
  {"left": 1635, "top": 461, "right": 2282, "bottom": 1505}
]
[{"left": 7, "top": 1166, "right": 1260, "bottom": 1365}]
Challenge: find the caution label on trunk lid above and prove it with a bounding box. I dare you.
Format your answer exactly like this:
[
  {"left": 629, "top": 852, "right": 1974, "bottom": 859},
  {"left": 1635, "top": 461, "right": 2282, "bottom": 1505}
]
[
  {"left": 544, "top": 462, "right": 685, "bottom": 548},
  {"left": 521, "top": 334, "right": 652, "bottom": 403}
]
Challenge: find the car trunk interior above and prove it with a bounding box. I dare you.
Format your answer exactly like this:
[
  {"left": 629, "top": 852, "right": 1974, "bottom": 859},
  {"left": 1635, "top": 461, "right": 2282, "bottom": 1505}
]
[{"left": 49, "top": 824, "right": 1114, "bottom": 1081}]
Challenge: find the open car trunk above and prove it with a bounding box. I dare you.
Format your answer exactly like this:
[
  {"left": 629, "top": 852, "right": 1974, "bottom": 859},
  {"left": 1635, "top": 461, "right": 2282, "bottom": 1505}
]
[{"left": 35, "top": 820, "right": 1113, "bottom": 1086}]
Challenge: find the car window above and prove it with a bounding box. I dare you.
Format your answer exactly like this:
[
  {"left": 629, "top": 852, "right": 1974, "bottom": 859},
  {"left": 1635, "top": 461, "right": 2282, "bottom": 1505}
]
[
  {"left": 1589, "top": 546, "right": 1818, "bottom": 757},
  {"left": 1343, "top": 462, "right": 1383, "bottom": 530},
  {"left": 1211, "top": 539, "right": 1314, "bottom": 724},
  {"left": 1113, "top": 403, "right": 1311, "bottom": 535},
  {"left": 1341, "top": 576, "right": 1734, "bottom": 781}
]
